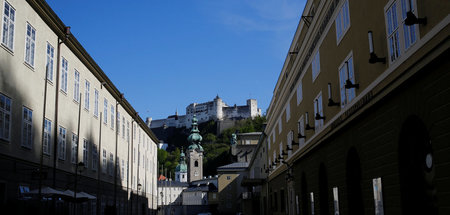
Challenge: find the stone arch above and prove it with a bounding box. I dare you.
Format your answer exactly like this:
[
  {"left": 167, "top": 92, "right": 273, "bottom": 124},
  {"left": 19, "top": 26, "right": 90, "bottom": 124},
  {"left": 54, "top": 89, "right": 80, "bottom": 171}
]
[
  {"left": 398, "top": 115, "right": 437, "bottom": 215},
  {"left": 301, "top": 172, "right": 308, "bottom": 215},
  {"left": 346, "top": 147, "right": 364, "bottom": 215},
  {"left": 319, "top": 163, "right": 329, "bottom": 215}
]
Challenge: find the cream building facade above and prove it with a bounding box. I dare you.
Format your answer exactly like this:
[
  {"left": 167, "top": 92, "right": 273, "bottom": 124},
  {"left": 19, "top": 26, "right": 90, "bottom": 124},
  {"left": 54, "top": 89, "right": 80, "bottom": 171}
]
[{"left": 0, "top": 0, "right": 158, "bottom": 214}]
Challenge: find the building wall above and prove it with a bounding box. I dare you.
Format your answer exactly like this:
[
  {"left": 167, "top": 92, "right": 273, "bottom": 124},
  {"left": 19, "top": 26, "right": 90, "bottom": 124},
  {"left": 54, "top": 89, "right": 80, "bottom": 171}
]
[
  {"left": 0, "top": 0, "right": 158, "bottom": 213},
  {"left": 263, "top": 0, "right": 450, "bottom": 214}
]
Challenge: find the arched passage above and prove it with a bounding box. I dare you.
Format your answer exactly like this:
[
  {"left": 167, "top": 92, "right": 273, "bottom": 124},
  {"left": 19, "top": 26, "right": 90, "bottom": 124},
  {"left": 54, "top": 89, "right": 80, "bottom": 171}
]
[
  {"left": 319, "top": 163, "right": 329, "bottom": 215},
  {"left": 301, "top": 172, "right": 308, "bottom": 215},
  {"left": 398, "top": 115, "right": 437, "bottom": 215},
  {"left": 346, "top": 147, "right": 364, "bottom": 215}
]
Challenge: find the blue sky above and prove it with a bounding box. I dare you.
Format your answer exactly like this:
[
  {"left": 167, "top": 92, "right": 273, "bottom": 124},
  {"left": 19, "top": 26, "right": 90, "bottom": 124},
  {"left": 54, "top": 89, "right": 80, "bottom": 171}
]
[{"left": 46, "top": 0, "right": 306, "bottom": 120}]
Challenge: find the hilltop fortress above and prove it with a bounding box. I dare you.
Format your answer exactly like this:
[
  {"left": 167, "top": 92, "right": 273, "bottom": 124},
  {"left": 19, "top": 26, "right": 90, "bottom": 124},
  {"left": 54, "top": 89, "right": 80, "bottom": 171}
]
[{"left": 147, "top": 95, "right": 262, "bottom": 129}]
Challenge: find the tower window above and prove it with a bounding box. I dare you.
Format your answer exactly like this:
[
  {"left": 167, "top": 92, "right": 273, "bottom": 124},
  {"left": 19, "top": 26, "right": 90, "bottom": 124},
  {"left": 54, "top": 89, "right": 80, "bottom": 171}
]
[{"left": 195, "top": 160, "right": 198, "bottom": 167}]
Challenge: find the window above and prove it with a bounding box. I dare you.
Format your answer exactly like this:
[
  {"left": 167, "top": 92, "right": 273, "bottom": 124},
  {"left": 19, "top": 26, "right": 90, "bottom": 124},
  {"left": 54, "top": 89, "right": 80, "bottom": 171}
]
[
  {"left": 314, "top": 93, "right": 324, "bottom": 131},
  {"left": 386, "top": 2, "right": 401, "bottom": 62},
  {"left": 58, "top": 127, "right": 67, "bottom": 160},
  {"left": 133, "top": 147, "right": 136, "bottom": 163},
  {"left": 339, "top": 54, "right": 356, "bottom": 108},
  {"left": 278, "top": 118, "right": 282, "bottom": 134},
  {"left": 121, "top": 159, "right": 125, "bottom": 180},
  {"left": 92, "top": 144, "right": 98, "bottom": 170},
  {"left": 46, "top": 43, "right": 54, "bottom": 81},
  {"left": 298, "top": 115, "right": 305, "bottom": 147},
  {"left": 24, "top": 23, "right": 36, "bottom": 67},
  {"left": 21, "top": 107, "right": 33, "bottom": 148},
  {"left": 0, "top": 94, "right": 12, "bottom": 141},
  {"left": 61, "top": 58, "right": 68, "bottom": 93},
  {"left": 43, "top": 118, "right": 51, "bottom": 155},
  {"left": 296, "top": 81, "right": 303, "bottom": 105},
  {"left": 102, "top": 149, "right": 107, "bottom": 173},
  {"left": 400, "top": 0, "right": 417, "bottom": 50},
  {"left": 311, "top": 51, "right": 320, "bottom": 81},
  {"left": 71, "top": 133, "right": 78, "bottom": 164},
  {"left": 94, "top": 89, "right": 99, "bottom": 117},
  {"left": 122, "top": 117, "right": 125, "bottom": 139},
  {"left": 195, "top": 160, "right": 199, "bottom": 167},
  {"left": 385, "top": 0, "right": 418, "bottom": 63},
  {"left": 84, "top": 81, "right": 90, "bottom": 110},
  {"left": 310, "top": 192, "right": 315, "bottom": 215},
  {"left": 335, "top": 0, "right": 350, "bottom": 43},
  {"left": 287, "top": 131, "right": 293, "bottom": 157},
  {"left": 103, "top": 98, "right": 108, "bottom": 124},
  {"left": 286, "top": 104, "right": 290, "bottom": 122},
  {"left": 73, "top": 70, "right": 80, "bottom": 102},
  {"left": 110, "top": 105, "right": 114, "bottom": 129},
  {"left": 117, "top": 112, "right": 120, "bottom": 135},
  {"left": 83, "top": 139, "right": 89, "bottom": 166},
  {"left": 280, "top": 189, "right": 285, "bottom": 212},
  {"left": 109, "top": 153, "right": 114, "bottom": 176},
  {"left": 1, "top": 1, "right": 15, "bottom": 50},
  {"left": 127, "top": 121, "right": 130, "bottom": 143}
]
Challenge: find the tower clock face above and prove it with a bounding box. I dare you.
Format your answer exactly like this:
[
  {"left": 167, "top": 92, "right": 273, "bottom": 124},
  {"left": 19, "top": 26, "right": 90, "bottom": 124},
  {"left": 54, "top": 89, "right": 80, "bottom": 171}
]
[{"left": 194, "top": 171, "right": 199, "bottom": 176}]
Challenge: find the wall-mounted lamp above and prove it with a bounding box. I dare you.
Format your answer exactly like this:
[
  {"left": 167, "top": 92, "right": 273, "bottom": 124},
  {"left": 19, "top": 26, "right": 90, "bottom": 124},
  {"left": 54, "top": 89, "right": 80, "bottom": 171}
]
[
  {"left": 344, "top": 62, "right": 359, "bottom": 89},
  {"left": 302, "top": 15, "right": 314, "bottom": 27},
  {"left": 315, "top": 100, "right": 326, "bottom": 120},
  {"left": 368, "top": 31, "right": 386, "bottom": 64},
  {"left": 278, "top": 154, "right": 284, "bottom": 161},
  {"left": 281, "top": 150, "right": 288, "bottom": 156},
  {"left": 305, "top": 112, "right": 315, "bottom": 131},
  {"left": 327, "top": 83, "right": 340, "bottom": 106},
  {"left": 289, "top": 51, "right": 299, "bottom": 55},
  {"left": 404, "top": 0, "right": 426, "bottom": 26},
  {"left": 286, "top": 145, "right": 293, "bottom": 151}
]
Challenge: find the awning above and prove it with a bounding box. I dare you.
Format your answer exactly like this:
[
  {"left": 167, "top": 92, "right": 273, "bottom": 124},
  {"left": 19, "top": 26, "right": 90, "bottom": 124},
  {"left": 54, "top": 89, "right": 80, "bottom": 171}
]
[
  {"left": 28, "top": 187, "right": 72, "bottom": 197},
  {"left": 77, "top": 192, "right": 96, "bottom": 200}
]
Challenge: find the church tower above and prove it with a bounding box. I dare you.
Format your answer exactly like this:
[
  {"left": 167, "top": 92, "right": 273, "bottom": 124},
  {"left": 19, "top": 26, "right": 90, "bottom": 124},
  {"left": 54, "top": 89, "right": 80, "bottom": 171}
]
[
  {"left": 186, "top": 115, "right": 203, "bottom": 182},
  {"left": 175, "top": 148, "right": 187, "bottom": 182}
]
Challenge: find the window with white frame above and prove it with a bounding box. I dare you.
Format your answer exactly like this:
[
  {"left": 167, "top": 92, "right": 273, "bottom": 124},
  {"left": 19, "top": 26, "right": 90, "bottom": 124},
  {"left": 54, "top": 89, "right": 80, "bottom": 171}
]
[
  {"left": 385, "top": 0, "right": 418, "bottom": 63},
  {"left": 335, "top": 0, "right": 350, "bottom": 43},
  {"left": 46, "top": 43, "right": 54, "bottom": 81},
  {"left": 43, "top": 118, "right": 51, "bottom": 155},
  {"left": 298, "top": 115, "right": 305, "bottom": 148},
  {"left": 333, "top": 187, "right": 340, "bottom": 215},
  {"left": 108, "top": 153, "right": 114, "bottom": 176},
  {"left": 61, "top": 58, "right": 68, "bottom": 93},
  {"left": 296, "top": 81, "right": 303, "bottom": 105},
  {"left": 287, "top": 130, "right": 293, "bottom": 157},
  {"left": 1, "top": 1, "right": 15, "bottom": 50},
  {"left": 0, "top": 94, "right": 12, "bottom": 141},
  {"left": 310, "top": 192, "right": 315, "bottom": 215},
  {"left": 117, "top": 112, "right": 120, "bottom": 135},
  {"left": 73, "top": 70, "right": 80, "bottom": 102},
  {"left": 286, "top": 104, "right": 290, "bottom": 122},
  {"left": 278, "top": 118, "right": 282, "bottom": 134},
  {"left": 133, "top": 147, "right": 136, "bottom": 163},
  {"left": 122, "top": 117, "right": 125, "bottom": 139},
  {"left": 71, "top": 133, "right": 78, "bottom": 164},
  {"left": 110, "top": 105, "right": 114, "bottom": 129},
  {"left": 273, "top": 151, "right": 276, "bottom": 166},
  {"left": 102, "top": 149, "right": 107, "bottom": 173},
  {"left": 21, "top": 107, "right": 33, "bottom": 148},
  {"left": 279, "top": 142, "right": 283, "bottom": 158},
  {"left": 121, "top": 159, "right": 125, "bottom": 180},
  {"left": 83, "top": 139, "right": 89, "bottom": 166},
  {"left": 127, "top": 121, "right": 130, "bottom": 143},
  {"left": 314, "top": 93, "right": 324, "bottom": 130},
  {"left": 92, "top": 144, "right": 98, "bottom": 170},
  {"left": 103, "top": 98, "right": 108, "bottom": 124},
  {"left": 24, "top": 23, "right": 36, "bottom": 67},
  {"left": 84, "top": 80, "right": 90, "bottom": 110},
  {"left": 339, "top": 54, "right": 356, "bottom": 108},
  {"left": 94, "top": 89, "right": 99, "bottom": 117},
  {"left": 58, "top": 126, "right": 66, "bottom": 160},
  {"left": 312, "top": 51, "right": 320, "bottom": 81}
]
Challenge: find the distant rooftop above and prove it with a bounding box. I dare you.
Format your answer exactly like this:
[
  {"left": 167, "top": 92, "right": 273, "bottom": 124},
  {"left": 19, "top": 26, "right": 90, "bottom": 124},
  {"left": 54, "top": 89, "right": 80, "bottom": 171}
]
[{"left": 217, "top": 162, "right": 249, "bottom": 170}]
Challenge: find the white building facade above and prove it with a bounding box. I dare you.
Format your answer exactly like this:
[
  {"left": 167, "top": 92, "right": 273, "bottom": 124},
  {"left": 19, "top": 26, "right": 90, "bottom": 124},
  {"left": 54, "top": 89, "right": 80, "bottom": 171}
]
[{"left": 0, "top": 0, "right": 158, "bottom": 214}]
